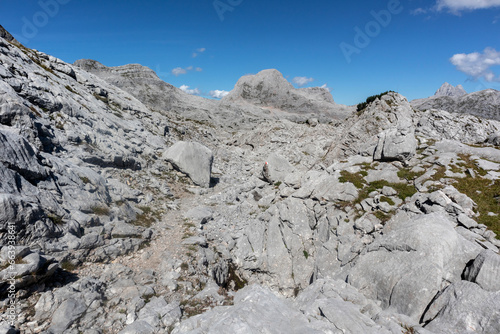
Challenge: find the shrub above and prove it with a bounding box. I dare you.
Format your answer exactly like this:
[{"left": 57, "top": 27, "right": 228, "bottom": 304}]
[
  {"left": 91, "top": 206, "right": 110, "bottom": 216},
  {"left": 356, "top": 91, "right": 395, "bottom": 113}
]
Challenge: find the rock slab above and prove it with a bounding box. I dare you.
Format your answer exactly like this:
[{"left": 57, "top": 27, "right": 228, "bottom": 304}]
[{"left": 163, "top": 141, "right": 213, "bottom": 188}]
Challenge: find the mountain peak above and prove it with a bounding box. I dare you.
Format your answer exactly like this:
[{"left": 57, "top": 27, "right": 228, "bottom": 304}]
[
  {"left": 434, "top": 82, "right": 467, "bottom": 97},
  {"left": 0, "top": 24, "right": 19, "bottom": 44}
]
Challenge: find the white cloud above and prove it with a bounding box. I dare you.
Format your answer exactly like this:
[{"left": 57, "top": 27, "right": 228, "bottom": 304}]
[
  {"left": 179, "top": 85, "right": 201, "bottom": 95},
  {"left": 411, "top": 8, "right": 428, "bottom": 15},
  {"left": 209, "top": 90, "right": 230, "bottom": 99},
  {"left": 172, "top": 67, "right": 187, "bottom": 76},
  {"left": 436, "top": 0, "right": 500, "bottom": 12},
  {"left": 450, "top": 47, "right": 500, "bottom": 82},
  {"left": 193, "top": 47, "right": 206, "bottom": 58},
  {"left": 292, "top": 76, "right": 314, "bottom": 87},
  {"left": 171, "top": 66, "right": 202, "bottom": 76}
]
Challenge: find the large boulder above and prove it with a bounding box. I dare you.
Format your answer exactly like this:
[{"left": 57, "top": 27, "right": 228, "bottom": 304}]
[
  {"left": 163, "top": 141, "right": 213, "bottom": 188},
  {"left": 423, "top": 281, "right": 500, "bottom": 334},
  {"left": 463, "top": 249, "right": 500, "bottom": 292},
  {"left": 373, "top": 104, "right": 417, "bottom": 162},
  {"left": 171, "top": 284, "right": 323, "bottom": 334},
  {"left": 346, "top": 212, "right": 480, "bottom": 321},
  {"left": 373, "top": 126, "right": 417, "bottom": 162},
  {"left": 261, "top": 152, "right": 295, "bottom": 184}
]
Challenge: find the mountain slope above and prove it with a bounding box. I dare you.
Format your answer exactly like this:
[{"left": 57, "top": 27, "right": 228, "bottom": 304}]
[{"left": 412, "top": 88, "right": 500, "bottom": 120}]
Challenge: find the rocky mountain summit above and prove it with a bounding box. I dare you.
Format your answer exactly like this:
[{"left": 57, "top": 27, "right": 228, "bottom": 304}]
[
  {"left": 434, "top": 82, "right": 467, "bottom": 97},
  {"left": 220, "top": 69, "right": 353, "bottom": 122},
  {"left": 412, "top": 84, "right": 500, "bottom": 120},
  {"left": 1, "top": 25, "right": 500, "bottom": 334}
]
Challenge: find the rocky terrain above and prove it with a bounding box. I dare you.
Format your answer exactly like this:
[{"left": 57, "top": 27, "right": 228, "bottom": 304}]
[
  {"left": 412, "top": 82, "right": 500, "bottom": 121},
  {"left": 1, "top": 24, "right": 500, "bottom": 334}
]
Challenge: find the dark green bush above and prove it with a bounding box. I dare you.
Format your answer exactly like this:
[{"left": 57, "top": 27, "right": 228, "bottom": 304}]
[{"left": 356, "top": 91, "right": 395, "bottom": 113}]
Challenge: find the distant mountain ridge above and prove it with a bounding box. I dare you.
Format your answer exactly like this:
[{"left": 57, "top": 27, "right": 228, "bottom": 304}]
[
  {"left": 412, "top": 84, "right": 500, "bottom": 120},
  {"left": 434, "top": 82, "right": 467, "bottom": 97},
  {"left": 75, "top": 61, "right": 353, "bottom": 125},
  {"left": 221, "top": 69, "right": 352, "bottom": 120}
]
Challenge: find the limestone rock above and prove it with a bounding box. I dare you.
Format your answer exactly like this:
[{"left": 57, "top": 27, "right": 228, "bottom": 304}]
[
  {"left": 463, "top": 249, "right": 500, "bottom": 292},
  {"left": 172, "top": 284, "right": 323, "bottom": 334},
  {"left": 412, "top": 88, "right": 500, "bottom": 121},
  {"left": 423, "top": 281, "right": 500, "bottom": 334},
  {"left": 347, "top": 212, "right": 480, "bottom": 320},
  {"left": 163, "top": 141, "right": 213, "bottom": 188},
  {"left": 261, "top": 152, "right": 295, "bottom": 184}
]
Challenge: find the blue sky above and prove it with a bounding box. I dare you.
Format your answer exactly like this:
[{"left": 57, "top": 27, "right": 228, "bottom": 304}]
[{"left": 1, "top": 0, "right": 500, "bottom": 105}]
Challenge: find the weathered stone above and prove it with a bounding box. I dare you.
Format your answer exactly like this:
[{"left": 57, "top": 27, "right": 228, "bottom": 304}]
[
  {"left": 261, "top": 153, "right": 295, "bottom": 184},
  {"left": 463, "top": 249, "right": 500, "bottom": 292},
  {"left": 347, "top": 212, "right": 480, "bottom": 320},
  {"left": 172, "top": 284, "right": 323, "bottom": 334},
  {"left": 48, "top": 298, "right": 87, "bottom": 333},
  {"left": 163, "top": 141, "right": 213, "bottom": 188},
  {"left": 423, "top": 281, "right": 500, "bottom": 333}
]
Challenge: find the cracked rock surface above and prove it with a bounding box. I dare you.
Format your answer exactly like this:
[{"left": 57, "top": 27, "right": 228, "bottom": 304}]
[{"left": 1, "top": 26, "right": 500, "bottom": 334}]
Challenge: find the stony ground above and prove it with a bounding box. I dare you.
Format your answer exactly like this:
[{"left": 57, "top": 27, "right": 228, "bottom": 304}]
[{"left": 1, "top": 27, "right": 500, "bottom": 334}]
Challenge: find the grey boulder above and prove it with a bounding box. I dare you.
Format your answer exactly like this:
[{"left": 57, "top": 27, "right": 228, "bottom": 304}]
[
  {"left": 172, "top": 284, "right": 323, "bottom": 334},
  {"left": 48, "top": 298, "right": 87, "bottom": 333},
  {"left": 423, "top": 281, "right": 500, "bottom": 334},
  {"left": 347, "top": 212, "right": 480, "bottom": 320},
  {"left": 163, "top": 141, "right": 213, "bottom": 188},
  {"left": 463, "top": 249, "right": 500, "bottom": 292},
  {"left": 261, "top": 152, "right": 295, "bottom": 184},
  {"left": 373, "top": 123, "right": 417, "bottom": 162}
]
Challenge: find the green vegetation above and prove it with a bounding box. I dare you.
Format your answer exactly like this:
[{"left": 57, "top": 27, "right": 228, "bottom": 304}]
[
  {"left": 389, "top": 182, "right": 418, "bottom": 201},
  {"left": 142, "top": 293, "right": 155, "bottom": 304},
  {"left": 356, "top": 91, "right": 395, "bottom": 113},
  {"left": 339, "top": 170, "right": 365, "bottom": 189},
  {"left": 47, "top": 213, "right": 64, "bottom": 225},
  {"left": 60, "top": 260, "right": 77, "bottom": 272},
  {"left": 226, "top": 263, "right": 248, "bottom": 291},
  {"left": 430, "top": 165, "right": 447, "bottom": 181},
  {"left": 355, "top": 179, "right": 417, "bottom": 204},
  {"left": 453, "top": 171, "right": 500, "bottom": 237},
  {"left": 65, "top": 85, "right": 76, "bottom": 94},
  {"left": 380, "top": 196, "right": 395, "bottom": 206},
  {"left": 397, "top": 168, "right": 425, "bottom": 181},
  {"left": 131, "top": 205, "right": 161, "bottom": 228},
  {"left": 373, "top": 210, "right": 392, "bottom": 222},
  {"left": 303, "top": 250, "right": 309, "bottom": 259},
  {"left": 417, "top": 154, "right": 500, "bottom": 238},
  {"left": 456, "top": 154, "right": 488, "bottom": 176},
  {"left": 80, "top": 176, "right": 90, "bottom": 184},
  {"left": 91, "top": 206, "right": 110, "bottom": 216},
  {"left": 29, "top": 105, "right": 42, "bottom": 117}
]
